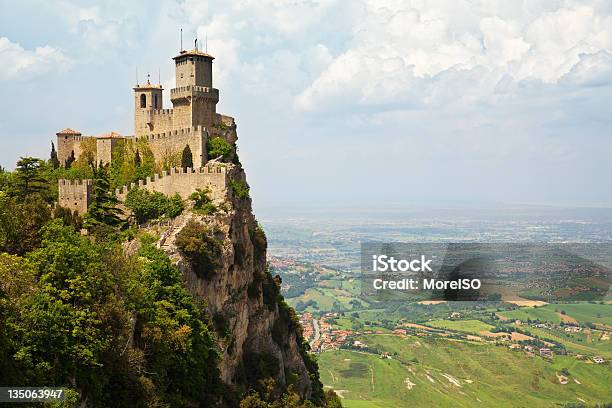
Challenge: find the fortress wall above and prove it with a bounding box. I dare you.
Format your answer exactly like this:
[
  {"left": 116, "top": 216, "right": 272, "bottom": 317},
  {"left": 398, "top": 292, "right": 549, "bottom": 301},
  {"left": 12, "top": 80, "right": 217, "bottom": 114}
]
[
  {"left": 135, "top": 108, "right": 182, "bottom": 136},
  {"left": 172, "top": 103, "right": 192, "bottom": 130},
  {"left": 58, "top": 179, "right": 93, "bottom": 215},
  {"left": 57, "top": 135, "right": 93, "bottom": 165},
  {"left": 192, "top": 99, "right": 217, "bottom": 127},
  {"left": 115, "top": 163, "right": 228, "bottom": 203},
  {"left": 144, "top": 126, "right": 208, "bottom": 167},
  {"left": 97, "top": 138, "right": 124, "bottom": 165}
]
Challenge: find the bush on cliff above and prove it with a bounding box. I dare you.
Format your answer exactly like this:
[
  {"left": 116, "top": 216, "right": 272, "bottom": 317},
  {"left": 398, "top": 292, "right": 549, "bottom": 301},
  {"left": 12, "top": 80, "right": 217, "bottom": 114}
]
[
  {"left": 190, "top": 187, "right": 216, "bottom": 215},
  {"left": 125, "top": 188, "right": 184, "bottom": 223},
  {"left": 230, "top": 179, "right": 250, "bottom": 199},
  {"left": 207, "top": 137, "right": 233, "bottom": 161},
  {"left": 175, "top": 220, "right": 223, "bottom": 279}
]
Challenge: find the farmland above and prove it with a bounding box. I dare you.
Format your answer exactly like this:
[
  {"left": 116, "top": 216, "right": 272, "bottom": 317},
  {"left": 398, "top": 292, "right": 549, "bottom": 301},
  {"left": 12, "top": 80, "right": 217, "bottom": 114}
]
[{"left": 319, "top": 333, "right": 611, "bottom": 407}]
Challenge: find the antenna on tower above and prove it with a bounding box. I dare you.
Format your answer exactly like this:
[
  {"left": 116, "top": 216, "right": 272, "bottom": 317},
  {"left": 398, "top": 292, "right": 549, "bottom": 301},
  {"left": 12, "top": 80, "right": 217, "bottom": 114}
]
[
  {"left": 158, "top": 68, "right": 161, "bottom": 85},
  {"left": 195, "top": 37, "right": 198, "bottom": 51},
  {"left": 136, "top": 67, "right": 139, "bottom": 86},
  {"left": 205, "top": 33, "right": 208, "bottom": 53},
  {"left": 180, "top": 28, "right": 183, "bottom": 51}
]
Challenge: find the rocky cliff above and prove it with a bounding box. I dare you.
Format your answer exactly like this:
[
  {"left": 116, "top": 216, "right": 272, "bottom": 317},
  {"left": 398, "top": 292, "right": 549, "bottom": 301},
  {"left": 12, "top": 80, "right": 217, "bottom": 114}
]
[{"left": 154, "top": 123, "right": 324, "bottom": 405}]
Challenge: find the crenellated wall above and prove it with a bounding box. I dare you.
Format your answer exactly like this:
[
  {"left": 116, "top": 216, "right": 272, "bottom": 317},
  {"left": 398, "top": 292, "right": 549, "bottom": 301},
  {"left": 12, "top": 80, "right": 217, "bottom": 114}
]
[
  {"left": 58, "top": 179, "right": 93, "bottom": 215},
  {"left": 142, "top": 126, "right": 208, "bottom": 168},
  {"left": 135, "top": 108, "right": 179, "bottom": 136},
  {"left": 115, "top": 163, "right": 228, "bottom": 203},
  {"left": 58, "top": 163, "right": 228, "bottom": 217}
]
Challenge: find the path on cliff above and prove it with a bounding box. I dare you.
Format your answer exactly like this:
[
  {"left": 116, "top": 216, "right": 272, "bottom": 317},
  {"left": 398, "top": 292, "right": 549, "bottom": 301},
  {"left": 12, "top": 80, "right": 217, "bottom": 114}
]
[
  {"left": 312, "top": 318, "right": 320, "bottom": 346},
  {"left": 159, "top": 214, "right": 191, "bottom": 254}
]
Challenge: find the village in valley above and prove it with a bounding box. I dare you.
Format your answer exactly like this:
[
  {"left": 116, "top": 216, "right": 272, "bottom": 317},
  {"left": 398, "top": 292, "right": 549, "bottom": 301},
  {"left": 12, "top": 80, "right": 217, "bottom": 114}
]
[{"left": 266, "top": 247, "right": 611, "bottom": 407}]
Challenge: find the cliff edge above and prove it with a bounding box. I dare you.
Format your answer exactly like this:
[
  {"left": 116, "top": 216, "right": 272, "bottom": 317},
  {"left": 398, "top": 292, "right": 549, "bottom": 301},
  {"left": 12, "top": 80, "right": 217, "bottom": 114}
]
[{"left": 153, "top": 122, "right": 325, "bottom": 406}]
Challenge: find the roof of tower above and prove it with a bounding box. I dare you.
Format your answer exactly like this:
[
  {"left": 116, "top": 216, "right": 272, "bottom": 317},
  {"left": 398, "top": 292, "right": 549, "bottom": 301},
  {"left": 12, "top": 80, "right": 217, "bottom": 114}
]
[
  {"left": 133, "top": 83, "right": 163, "bottom": 90},
  {"left": 97, "top": 131, "right": 124, "bottom": 139},
  {"left": 57, "top": 128, "right": 82, "bottom": 135},
  {"left": 173, "top": 49, "right": 214, "bottom": 61}
]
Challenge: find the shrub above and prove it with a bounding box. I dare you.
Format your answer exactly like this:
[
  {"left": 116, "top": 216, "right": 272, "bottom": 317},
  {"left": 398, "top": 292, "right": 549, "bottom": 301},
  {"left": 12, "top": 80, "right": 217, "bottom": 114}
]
[
  {"left": 229, "top": 179, "right": 250, "bottom": 199},
  {"left": 125, "top": 189, "right": 184, "bottom": 224},
  {"left": 190, "top": 188, "right": 216, "bottom": 215},
  {"left": 175, "top": 220, "right": 223, "bottom": 279},
  {"left": 166, "top": 193, "right": 185, "bottom": 218},
  {"left": 207, "top": 137, "right": 233, "bottom": 161}
]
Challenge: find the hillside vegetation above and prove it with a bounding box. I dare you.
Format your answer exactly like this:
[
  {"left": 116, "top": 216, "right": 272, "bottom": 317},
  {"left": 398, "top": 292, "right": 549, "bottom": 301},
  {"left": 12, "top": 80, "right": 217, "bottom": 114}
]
[{"left": 0, "top": 155, "right": 341, "bottom": 408}]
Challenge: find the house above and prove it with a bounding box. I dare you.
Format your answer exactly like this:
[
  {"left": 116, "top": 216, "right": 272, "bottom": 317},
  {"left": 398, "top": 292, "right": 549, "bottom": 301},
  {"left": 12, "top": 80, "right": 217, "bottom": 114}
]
[{"left": 539, "top": 348, "right": 554, "bottom": 358}]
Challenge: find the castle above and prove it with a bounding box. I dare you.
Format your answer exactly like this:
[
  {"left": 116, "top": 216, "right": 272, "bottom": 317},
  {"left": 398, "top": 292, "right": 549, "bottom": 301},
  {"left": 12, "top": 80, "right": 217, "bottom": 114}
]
[{"left": 58, "top": 46, "right": 238, "bottom": 214}]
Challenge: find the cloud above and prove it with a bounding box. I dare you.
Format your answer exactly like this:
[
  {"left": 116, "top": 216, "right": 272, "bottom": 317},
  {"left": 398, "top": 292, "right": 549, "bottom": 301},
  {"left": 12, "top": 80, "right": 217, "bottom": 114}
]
[
  {"left": 294, "top": 2, "right": 612, "bottom": 113},
  {"left": 0, "top": 37, "right": 71, "bottom": 81}
]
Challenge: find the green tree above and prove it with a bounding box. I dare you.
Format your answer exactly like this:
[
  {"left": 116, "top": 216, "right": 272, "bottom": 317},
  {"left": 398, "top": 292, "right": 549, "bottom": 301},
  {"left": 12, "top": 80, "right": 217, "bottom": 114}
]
[
  {"left": 53, "top": 205, "right": 83, "bottom": 230},
  {"left": 0, "top": 192, "right": 51, "bottom": 255},
  {"left": 50, "top": 142, "right": 60, "bottom": 169},
  {"left": 135, "top": 242, "right": 221, "bottom": 405},
  {"left": 229, "top": 179, "right": 250, "bottom": 199},
  {"left": 14, "top": 157, "right": 47, "bottom": 198},
  {"left": 190, "top": 188, "right": 216, "bottom": 214},
  {"left": 207, "top": 137, "right": 233, "bottom": 161},
  {"left": 65, "top": 150, "right": 75, "bottom": 169},
  {"left": 175, "top": 220, "right": 223, "bottom": 279},
  {"left": 181, "top": 144, "right": 193, "bottom": 170},
  {"left": 124, "top": 189, "right": 184, "bottom": 224},
  {"left": 134, "top": 149, "right": 141, "bottom": 167},
  {"left": 0, "top": 253, "right": 36, "bottom": 385},
  {"left": 84, "top": 164, "right": 123, "bottom": 231}
]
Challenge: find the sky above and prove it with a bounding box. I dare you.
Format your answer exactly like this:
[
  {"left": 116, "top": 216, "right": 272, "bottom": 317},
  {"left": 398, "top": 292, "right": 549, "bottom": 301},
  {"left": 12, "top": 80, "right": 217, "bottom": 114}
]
[{"left": 1, "top": 0, "right": 612, "bottom": 211}]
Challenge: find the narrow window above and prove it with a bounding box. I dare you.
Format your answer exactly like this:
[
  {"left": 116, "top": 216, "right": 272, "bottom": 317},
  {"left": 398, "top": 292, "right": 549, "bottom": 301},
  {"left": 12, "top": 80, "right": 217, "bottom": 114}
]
[
  {"left": 154, "top": 94, "right": 158, "bottom": 108},
  {"left": 140, "top": 93, "right": 146, "bottom": 108}
]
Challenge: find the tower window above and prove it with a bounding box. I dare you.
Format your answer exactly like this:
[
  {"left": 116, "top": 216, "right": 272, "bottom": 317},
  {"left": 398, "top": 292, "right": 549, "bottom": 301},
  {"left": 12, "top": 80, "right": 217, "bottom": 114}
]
[
  {"left": 140, "top": 93, "right": 146, "bottom": 108},
  {"left": 154, "top": 94, "right": 158, "bottom": 108}
]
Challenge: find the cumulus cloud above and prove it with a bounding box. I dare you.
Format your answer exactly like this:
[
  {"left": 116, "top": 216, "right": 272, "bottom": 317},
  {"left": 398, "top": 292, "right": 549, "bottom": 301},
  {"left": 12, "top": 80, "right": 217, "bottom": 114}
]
[
  {"left": 0, "top": 37, "right": 71, "bottom": 81},
  {"left": 294, "top": 1, "right": 612, "bottom": 112}
]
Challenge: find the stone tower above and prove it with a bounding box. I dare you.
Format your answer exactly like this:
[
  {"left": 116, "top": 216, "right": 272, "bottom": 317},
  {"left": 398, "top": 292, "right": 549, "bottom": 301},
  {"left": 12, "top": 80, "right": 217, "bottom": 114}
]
[
  {"left": 134, "top": 80, "right": 164, "bottom": 135},
  {"left": 56, "top": 128, "right": 84, "bottom": 166},
  {"left": 133, "top": 49, "right": 219, "bottom": 136},
  {"left": 170, "top": 49, "right": 219, "bottom": 129}
]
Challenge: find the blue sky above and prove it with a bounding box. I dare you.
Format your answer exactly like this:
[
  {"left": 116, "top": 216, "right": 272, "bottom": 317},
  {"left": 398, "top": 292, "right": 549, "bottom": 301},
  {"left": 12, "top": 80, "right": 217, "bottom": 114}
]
[{"left": 1, "top": 0, "right": 612, "bottom": 210}]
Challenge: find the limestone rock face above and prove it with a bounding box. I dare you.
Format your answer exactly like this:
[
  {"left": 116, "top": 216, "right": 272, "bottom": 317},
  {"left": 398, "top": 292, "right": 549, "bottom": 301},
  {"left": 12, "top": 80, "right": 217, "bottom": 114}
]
[{"left": 158, "top": 162, "right": 316, "bottom": 401}]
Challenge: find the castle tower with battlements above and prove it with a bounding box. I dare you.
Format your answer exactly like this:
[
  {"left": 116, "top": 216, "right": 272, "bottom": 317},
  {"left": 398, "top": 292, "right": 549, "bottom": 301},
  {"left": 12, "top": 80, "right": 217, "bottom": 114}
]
[
  {"left": 57, "top": 47, "right": 225, "bottom": 169},
  {"left": 58, "top": 179, "right": 93, "bottom": 215},
  {"left": 134, "top": 49, "right": 219, "bottom": 137}
]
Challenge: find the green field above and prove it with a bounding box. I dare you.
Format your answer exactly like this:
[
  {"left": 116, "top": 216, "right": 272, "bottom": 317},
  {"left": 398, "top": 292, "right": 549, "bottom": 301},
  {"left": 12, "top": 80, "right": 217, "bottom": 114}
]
[
  {"left": 501, "top": 303, "right": 612, "bottom": 326},
  {"left": 522, "top": 326, "right": 612, "bottom": 358},
  {"left": 499, "top": 307, "right": 563, "bottom": 324},
  {"left": 319, "top": 334, "right": 612, "bottom": 407},
  {"left": 425, "top": 319, "right": 494, "bottom": 334},
  {"left": 546, "top": 303, "right": 612, "bottom": 325}
]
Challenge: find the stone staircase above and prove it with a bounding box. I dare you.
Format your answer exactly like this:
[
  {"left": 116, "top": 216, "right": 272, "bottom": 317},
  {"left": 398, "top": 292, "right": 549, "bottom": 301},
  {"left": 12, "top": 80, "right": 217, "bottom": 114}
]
[{"left": 158, "top": 214, "right": 190, "bottom": 255}]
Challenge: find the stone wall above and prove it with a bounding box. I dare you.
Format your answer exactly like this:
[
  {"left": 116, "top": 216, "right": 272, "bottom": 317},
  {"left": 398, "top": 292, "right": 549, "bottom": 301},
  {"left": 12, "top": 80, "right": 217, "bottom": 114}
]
[
  {"left": 58, "top": 179, "right": 93, "bottom": 215},
  {"left": 96, "top": 137, "right": 124, "bottom": 165},
  {"left": 115, "top": 163, "right": 228, "bottom": 203},
  {"left": 57, "top": 134, "right": 93, "bottom": 165},
  {"left": 144, "top": 126, "right": 208, "bottom": 167},
  {"left": 135, "top": 108, "right": 183, "bottom": 136}
]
